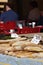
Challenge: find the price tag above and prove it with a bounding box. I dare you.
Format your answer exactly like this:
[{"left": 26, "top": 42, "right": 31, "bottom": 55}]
[
  {"left": 18, "top": 23, "right": 23, "bottom": 29},
  {"left": 10, "top": 29, "right": 14, "bottom": 33},
  {"left": 11, "top": 33, "right": 19, "bottom": 38},
  {"left": 31, "top": 34, "right": 42, "bottom": 44}
]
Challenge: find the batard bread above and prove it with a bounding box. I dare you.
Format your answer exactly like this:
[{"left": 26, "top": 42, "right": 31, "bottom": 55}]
[
  {"left": 14, "top": 51, "right": 34, "bottom": 58},
  {"left": 7, "top": 52, "right": 15, "bottom": 56},
  {"left": 12, "top": 41, "right": 33, "bottom": 47},
  {"left": 24, "top": 46, "right": 43, "bottom": 52},
  {"left": 12, "top": 41, "right": 26, "bottom": 47},
  {"left": 13, "top": 46, "right": 23, "bottom": 51},
  {"left": 4, "top": 51, "right": 43, "bottom": 58},
  {"left": 13, "top": 51, "right": 43, "bottom": 58}
]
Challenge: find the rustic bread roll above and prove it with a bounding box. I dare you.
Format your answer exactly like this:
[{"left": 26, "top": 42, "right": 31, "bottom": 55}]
[
  {"left": 14, "top": 46, "right": 22, "bottom": 51},
  {"left": 4, "top": 50, "right": 9, "bottom": 55},
  {"left": 7, "top": 52, "right": 15, "bottom": 56}
]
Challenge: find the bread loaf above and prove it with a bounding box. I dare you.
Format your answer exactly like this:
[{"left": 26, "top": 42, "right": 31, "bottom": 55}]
[{"left": 24, "top": 46, "right": 43, "bottom": 52}]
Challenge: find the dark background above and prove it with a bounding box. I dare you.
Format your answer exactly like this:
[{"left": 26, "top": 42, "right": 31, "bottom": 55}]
[{"left": 0, "top": 0, "right": 43, "bottom": 20}]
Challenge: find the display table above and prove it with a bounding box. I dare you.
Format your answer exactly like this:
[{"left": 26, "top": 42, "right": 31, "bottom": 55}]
[
  {"left": 0, "top": 33, "right": 43, "bottom": 65},
  {"left": 0, "top": 54, "right": 43, "bottom": 65}
]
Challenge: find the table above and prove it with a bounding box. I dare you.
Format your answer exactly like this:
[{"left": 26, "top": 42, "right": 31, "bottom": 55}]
[{"left": 0, "top": 54, "right": 43, "bottom": 65}]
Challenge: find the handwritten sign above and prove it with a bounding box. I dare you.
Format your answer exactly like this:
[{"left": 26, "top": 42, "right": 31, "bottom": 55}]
[
  {"left": 11, "top": 33, "right": 19, "bottom": 38},
  {"left": 31, "top": 34, "right": 42, "bottom": 44},
  {"left": 18, "top": 23, "right": 23, "bottom": 29}
]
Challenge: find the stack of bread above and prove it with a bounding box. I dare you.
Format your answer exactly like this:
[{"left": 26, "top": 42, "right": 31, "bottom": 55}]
[{"left": 0, "top": 37, "right": 43, "bottom": 58}]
